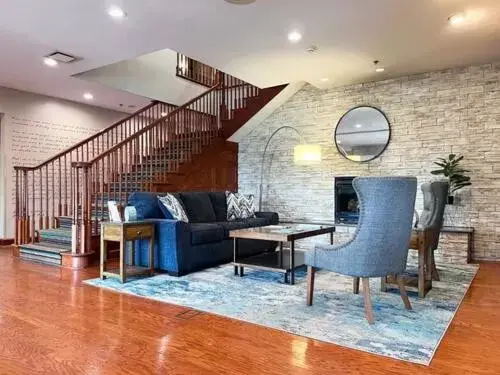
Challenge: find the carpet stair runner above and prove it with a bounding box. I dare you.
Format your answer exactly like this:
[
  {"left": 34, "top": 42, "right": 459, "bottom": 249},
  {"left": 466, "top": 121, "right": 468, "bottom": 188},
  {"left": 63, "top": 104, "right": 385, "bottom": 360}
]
[{"left": 19, "top": 227, "right": 72, "bottom": 266}]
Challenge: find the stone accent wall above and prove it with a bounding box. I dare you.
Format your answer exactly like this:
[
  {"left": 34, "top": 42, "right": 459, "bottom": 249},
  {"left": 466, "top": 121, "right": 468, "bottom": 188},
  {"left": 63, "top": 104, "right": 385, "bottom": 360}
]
[{"left": 238, "top": 62, "right": 500, "bottom": 262}]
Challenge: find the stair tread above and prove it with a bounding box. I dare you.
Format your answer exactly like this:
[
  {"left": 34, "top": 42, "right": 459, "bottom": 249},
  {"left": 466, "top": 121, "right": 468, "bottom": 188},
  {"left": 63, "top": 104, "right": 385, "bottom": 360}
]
[
  {"left": 20, "top": 253, "right": 61, "bottom": 266},
  {"left": 19, "top": 243, "right": 70, "bottom": 254},
  {"left": 39, "top": 228, "right": 72, "bottom": 236}
]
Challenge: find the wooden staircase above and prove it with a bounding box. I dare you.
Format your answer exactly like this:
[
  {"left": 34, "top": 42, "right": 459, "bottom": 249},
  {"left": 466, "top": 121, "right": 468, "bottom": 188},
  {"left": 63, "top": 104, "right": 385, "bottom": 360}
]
[
  {"left": 15, "top": 59, "right": 285, "bottom": 267},
  {"left": 221, "top": 84, "right": 286, "bottom": 138}
]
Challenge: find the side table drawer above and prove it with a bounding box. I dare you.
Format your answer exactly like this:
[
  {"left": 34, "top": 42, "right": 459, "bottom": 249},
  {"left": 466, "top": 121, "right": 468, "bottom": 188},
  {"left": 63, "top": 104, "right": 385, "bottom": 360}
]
[{"left": 125, "top": 225, "right": 153, "bottom": 240}]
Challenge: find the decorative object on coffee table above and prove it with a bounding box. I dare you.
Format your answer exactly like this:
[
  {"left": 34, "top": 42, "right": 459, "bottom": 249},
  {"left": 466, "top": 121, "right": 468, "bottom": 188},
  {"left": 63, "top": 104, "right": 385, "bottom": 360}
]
[
  {"left": 230, "top": 224, "right": 335, "bottom": 285},
  {"left": 306, "top": 177, "right": 417, "bottom": 324},
  {"left": 334, "top": 106, "right": 390, "bottom": 163},
  {"left": 430, "top": 154, "right": 471, "bottom": 205},
  {"left": 100, "top": 221, "right": 155, "bottom": 283},
  {"left": 258, "top": 126, "right": 321, "bottom": 210}
]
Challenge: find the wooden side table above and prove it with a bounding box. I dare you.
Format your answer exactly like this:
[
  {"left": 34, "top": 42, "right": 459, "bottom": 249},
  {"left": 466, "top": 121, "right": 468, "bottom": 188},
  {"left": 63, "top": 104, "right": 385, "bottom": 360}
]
[{"left": 100, "top": 221, "right": 155, "bottom": 283}]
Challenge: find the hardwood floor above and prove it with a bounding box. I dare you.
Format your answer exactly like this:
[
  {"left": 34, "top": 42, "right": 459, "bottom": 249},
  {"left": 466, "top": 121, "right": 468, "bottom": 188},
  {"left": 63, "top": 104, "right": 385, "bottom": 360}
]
[{"left": 0, "top": 246, "right": 499, "bottom": 375}]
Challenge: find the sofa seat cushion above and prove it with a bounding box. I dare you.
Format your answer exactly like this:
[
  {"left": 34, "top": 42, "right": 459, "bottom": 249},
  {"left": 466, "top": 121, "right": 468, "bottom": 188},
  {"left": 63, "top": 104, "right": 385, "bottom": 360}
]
[
  {"left": 243, "top": 217, "right": 270, "bottom": 228},
  {"left": 180, "top": 192, "right": 217, "bottom": 223},
  {"left": 189, "top": 223, "right": 224, "bottom": 245},
  {"left": 216, "top": 220, "right": 251, "bottom": 238}
]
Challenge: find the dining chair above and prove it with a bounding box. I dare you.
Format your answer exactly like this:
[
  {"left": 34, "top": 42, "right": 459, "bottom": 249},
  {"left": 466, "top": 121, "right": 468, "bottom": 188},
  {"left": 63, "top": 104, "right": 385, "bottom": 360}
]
[{"left": 305, "top": 176, "right": 417, "bottom": 324}]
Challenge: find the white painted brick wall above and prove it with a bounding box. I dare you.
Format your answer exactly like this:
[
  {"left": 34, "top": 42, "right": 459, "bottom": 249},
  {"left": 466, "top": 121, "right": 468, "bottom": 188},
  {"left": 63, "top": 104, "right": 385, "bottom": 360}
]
[{"left": 238, "top": 62, "right": 500, "bottom": 262}]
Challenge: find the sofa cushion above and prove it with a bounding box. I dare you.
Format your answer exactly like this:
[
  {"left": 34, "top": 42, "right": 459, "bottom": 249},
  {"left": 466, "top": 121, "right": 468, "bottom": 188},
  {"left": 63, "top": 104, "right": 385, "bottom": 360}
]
[
  {"left": 243, "top": 217, "right": 270, "bottom": 228},
  {"left": 180, "top": 192, "right": 217, "bottom": 223},
  {"left": 255, "top": 211, "right": 279, "bottom": 225},
  {"left": 209, "top": 192, "right": 228, "bottom": 222},
  {"left": 158, "top": 193, "right": 189, "bottom": 222},
  {"left": 226, "top": 192, "right": 256, "bottom": 220},
  {"left": 128, "top": 192, "right": 164, "bottom": 219},
  {"left": 156, "top": 193, "right": 184, "bottom": 220},
  {"left": 189, "top": 223, "right": 224, "bottom": 245},
  {"left": 217, "top": 220, "right": 251, "bottom": 238}
]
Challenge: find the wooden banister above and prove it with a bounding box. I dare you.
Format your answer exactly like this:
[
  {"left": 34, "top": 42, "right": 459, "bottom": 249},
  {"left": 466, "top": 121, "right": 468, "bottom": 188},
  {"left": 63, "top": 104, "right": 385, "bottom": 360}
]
[
  {"left": 88, "top": 84, "right": 221, "bottom": 165},
  {"left": 14, "top": 99, "right": 176, "bottom": 247},
  {"left": 13, "top": 101, "right": 166, "bottom": 171},
  {"left": 16, "top": 57, "right": 262, "bottom": 257}
]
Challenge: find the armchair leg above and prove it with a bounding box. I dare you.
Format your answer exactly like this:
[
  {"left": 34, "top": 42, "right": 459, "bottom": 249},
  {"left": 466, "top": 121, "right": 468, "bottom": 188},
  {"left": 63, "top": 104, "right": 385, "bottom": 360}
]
[
  {"left": 397, "top": 275, "right": 412, "bottom": 310},
  {"left": 362, "top": 278, "right": 374, "bottom": 325},
  {"left": 306, "top": 266, "right": 316, "bottom": 306},
  {"left": 431, "top": 250, "right": 440, "bottom": 281},
  {"left": 353, "top": 277, "right": 360, "bottom": 294}
]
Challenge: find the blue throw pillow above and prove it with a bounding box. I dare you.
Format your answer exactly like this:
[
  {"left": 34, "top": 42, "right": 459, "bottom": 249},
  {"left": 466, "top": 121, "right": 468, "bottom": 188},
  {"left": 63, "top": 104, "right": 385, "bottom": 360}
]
[{"left": 128, "top": 192, "right": 164, "bottom": 220}]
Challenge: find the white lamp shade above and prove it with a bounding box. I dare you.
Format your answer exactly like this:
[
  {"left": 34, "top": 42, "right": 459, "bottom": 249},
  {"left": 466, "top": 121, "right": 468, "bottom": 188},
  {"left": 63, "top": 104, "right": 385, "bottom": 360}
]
[{"left": 294, "top": 144, "right": 322, "bottom": 164}]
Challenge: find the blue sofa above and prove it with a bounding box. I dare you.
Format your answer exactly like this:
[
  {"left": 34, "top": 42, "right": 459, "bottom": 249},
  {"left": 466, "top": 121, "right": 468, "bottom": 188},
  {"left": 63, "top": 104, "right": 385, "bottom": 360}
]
[{"left": 128, "top": 191, "right": 279, "bottom": 276}]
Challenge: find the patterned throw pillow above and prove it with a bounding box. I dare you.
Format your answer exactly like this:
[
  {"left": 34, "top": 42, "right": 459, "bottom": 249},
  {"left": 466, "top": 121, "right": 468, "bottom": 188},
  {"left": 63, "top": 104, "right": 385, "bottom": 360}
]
[
  {"left": 226, "top": 191, "right": 256, "bottom": 221},
  {"left": 158, "top": 194, "right": 189, "bottom": 223}
]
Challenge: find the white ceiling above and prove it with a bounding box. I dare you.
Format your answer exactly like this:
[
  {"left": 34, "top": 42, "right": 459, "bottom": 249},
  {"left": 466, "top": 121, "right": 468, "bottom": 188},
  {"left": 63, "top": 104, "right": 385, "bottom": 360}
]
[
  {"left": 76, "top": 49, "right": 205, "bottom": 106},
  {"left": 0, "top": 0, "right": 499, "bottom": 110}
]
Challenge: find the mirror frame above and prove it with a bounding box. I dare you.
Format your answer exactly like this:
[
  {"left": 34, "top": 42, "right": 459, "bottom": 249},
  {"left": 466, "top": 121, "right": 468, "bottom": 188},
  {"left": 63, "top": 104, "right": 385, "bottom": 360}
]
[{"left": 334, "top": 105, "right": 391, "bottom": 163}]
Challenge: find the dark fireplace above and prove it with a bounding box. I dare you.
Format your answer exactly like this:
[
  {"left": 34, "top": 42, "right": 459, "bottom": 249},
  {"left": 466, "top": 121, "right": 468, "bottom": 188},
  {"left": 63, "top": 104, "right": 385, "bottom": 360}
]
[{"left": 335, "top": 177, "right": 359, "bottom": 224}]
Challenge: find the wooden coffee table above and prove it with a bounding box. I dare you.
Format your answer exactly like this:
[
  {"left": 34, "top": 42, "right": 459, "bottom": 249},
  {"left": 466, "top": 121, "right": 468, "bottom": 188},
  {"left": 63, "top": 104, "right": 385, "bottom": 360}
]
[{"left": 230, "top": 224, "right": 335, "bottom": 285}]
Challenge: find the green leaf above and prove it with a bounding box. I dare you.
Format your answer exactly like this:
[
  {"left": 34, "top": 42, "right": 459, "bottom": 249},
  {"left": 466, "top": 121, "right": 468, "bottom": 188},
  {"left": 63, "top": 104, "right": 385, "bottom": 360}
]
[
  {"left": 431, "top": 170, "right": 445, "bottom": 175},
  {"left": 451, "top": 182, "right": 471, "bottom": 193}
]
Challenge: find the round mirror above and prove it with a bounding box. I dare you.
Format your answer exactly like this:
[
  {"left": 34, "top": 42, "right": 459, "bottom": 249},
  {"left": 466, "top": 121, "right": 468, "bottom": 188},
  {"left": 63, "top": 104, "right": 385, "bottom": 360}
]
[{"left": 334, "top": 106, "right": 390, "bottom": 162}]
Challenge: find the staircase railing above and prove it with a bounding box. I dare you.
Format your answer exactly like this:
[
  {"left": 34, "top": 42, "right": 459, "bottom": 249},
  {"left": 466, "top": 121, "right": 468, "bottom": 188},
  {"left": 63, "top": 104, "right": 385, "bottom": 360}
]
[
  {"left": 176, "top": 53, "right": 260, "bottom": 121},
  {"left": 71, "top": 84, "right": 223, "bottom": 253},
  {"left": 14, "top": 101, "right": 176, "bottom": 245},
  {"left": 15, "top": 57, "right": 263, "bottom": 255}
]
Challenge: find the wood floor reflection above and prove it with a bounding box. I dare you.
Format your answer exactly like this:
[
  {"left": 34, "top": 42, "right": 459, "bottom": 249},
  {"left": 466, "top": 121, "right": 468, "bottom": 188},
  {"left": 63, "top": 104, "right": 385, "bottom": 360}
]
[{"left": 0, "top": 247, "right": 498, "bottom": 374}]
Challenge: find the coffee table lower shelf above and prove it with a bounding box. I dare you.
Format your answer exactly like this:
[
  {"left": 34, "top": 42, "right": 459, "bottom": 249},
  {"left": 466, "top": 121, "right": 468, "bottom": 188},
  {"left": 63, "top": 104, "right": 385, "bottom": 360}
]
[{"left": 232, "top": 250, "right": 305, "bottom": 284}]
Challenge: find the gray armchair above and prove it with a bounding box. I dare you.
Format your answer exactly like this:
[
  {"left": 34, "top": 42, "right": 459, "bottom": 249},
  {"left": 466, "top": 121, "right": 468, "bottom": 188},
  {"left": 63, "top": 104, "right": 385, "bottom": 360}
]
[
  {"left": 305, "top": 176, "right": 417, "bottom": 324},
  {"left": 417, "top": 180, "right": 449, "bottom": 281}
]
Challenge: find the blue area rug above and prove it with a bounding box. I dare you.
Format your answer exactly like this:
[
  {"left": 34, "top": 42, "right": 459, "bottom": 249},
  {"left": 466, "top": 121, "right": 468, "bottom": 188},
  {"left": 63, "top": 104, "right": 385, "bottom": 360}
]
[{"left": 84, "top": 262, "right": 478, "bottom": 365}]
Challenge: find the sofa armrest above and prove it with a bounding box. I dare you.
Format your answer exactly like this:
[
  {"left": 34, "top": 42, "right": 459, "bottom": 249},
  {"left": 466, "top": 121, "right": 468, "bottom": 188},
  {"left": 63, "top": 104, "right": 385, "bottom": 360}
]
[
  {"left": 255, "top": 211, "right": 279, "bottom": 225},
  {"left": 135, "top": 219, "right": 191, "bottom": 275}
]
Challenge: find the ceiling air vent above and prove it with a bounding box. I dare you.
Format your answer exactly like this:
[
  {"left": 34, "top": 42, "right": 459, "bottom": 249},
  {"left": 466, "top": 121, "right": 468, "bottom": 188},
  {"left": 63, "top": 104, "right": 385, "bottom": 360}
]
[{"left": 46, "top": 51, "right": 78, "bottom": 64}]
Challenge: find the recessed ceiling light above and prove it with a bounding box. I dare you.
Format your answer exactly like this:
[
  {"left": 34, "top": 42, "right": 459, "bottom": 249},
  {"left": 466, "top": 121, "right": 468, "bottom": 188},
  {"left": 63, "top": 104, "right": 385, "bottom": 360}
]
[
  {"left": 375, "top": 67, "right": 385, "bottom": 73},
  {"left": 43, "top": 57, "right": 58, "bottom": 67},
  {"left": 288, "top": 30, "right": 302, "bottom": 43},
  {"left": 320, "top": 78, "right": 329, "bottom": 82},
  {"left": 355, "top": 124, "right": 363, "bottom": 129},
  {"left": 108, "top": 5, "right": 126, "bottom": 19},
  {"left": 83, "top": 92, "right": 94, "bottom": 100},
  {"left": 448, "top": 13, "right": 465, "bottom": 26}
]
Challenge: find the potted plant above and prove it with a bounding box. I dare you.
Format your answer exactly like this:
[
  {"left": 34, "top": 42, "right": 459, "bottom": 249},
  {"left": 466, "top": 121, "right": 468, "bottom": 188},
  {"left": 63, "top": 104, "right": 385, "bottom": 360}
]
[{"left": 431, "top": 154, "right": 471, "bottom": 204}]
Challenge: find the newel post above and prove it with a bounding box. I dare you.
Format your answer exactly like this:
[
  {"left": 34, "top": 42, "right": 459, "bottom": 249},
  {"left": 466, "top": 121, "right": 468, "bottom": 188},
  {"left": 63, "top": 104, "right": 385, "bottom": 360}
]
[
  {"left": 14, "top": 166, "right": 30, "bottom": 245},
  {"left": 71, "top": 162, "right": 92, "bottom": 254}
]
